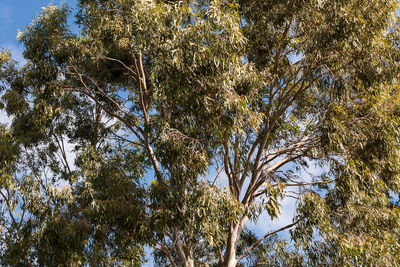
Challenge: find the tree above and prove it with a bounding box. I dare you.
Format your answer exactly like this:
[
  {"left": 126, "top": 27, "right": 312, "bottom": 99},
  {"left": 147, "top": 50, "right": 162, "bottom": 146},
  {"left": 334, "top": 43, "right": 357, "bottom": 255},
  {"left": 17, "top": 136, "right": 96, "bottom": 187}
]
[{"left": 1, "top": 0, "right": 400, "bottom": 266}]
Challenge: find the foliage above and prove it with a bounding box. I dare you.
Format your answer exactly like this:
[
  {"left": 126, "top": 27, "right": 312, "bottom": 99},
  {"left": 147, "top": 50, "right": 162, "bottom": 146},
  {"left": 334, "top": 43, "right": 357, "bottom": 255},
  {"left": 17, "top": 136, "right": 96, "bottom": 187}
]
[{"left": 1, "top": 0, "right": 400, "bottom": 266}]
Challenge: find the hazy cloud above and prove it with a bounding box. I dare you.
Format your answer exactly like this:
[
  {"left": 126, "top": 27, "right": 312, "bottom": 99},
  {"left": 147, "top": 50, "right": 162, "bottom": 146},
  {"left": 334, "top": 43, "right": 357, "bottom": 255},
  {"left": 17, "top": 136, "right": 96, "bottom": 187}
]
[
  {"left": 247, "top": 195, "right": 298, "bottom": 239},
  {"left": 0, "top": 110, "right": 11, "bottom": 126},
  {"left": 1, "top": 43, "right": 25, "bottom": 66}
]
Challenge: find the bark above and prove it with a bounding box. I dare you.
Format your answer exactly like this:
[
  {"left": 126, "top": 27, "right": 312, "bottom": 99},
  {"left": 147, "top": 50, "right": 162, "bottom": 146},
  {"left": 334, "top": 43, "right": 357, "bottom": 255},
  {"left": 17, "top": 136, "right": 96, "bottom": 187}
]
[
  {"left": 222, "top": 215, "right": 248, "bottom": 267},
  {"left": 184, "top": 258, "right": 195, "bottom": 267},
  {"left": 223, "top": 228, "right": 239, "bottom": 267},
  {"left": 174, "top": 231, "right": 195, "bottom": 267}
]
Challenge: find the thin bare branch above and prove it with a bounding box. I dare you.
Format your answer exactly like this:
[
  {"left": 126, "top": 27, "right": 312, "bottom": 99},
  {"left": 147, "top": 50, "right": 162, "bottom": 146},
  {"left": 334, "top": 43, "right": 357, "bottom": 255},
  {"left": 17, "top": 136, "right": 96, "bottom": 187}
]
[
  {"left": 284, "top": 179, "right": 335, "bottom": 187},
  {"left": 236, "top": 220, "right": 299, "bottom": 262}
]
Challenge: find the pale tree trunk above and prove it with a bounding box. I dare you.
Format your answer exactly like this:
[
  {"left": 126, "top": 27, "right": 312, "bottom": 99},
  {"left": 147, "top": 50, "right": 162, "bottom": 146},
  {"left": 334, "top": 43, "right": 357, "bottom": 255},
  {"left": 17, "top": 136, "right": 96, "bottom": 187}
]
[
  {"left": 223, "top": 227, "right": 239, "bottom": 267},
  {"left": 173, "top": 231, "right": 195, "bottom": 267},
  {"left": 223, "top": 215, "right": 248, "bottom": 267},
  {"left": 175, "top": 246, "right": 195, "bottom": 267},
  {"left": 175, "top": 247, "right": 195, "bottom": 267},
  {"left": 184, "top": 258, "right": 195, "bottom": 267}
]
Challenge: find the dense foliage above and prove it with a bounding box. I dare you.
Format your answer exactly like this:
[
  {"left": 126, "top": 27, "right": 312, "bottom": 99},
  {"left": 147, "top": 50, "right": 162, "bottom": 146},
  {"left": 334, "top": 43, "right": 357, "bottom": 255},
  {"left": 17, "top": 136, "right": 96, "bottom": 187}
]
[{"left": 1, "top": 0, "right": 400, "bottom": 266}]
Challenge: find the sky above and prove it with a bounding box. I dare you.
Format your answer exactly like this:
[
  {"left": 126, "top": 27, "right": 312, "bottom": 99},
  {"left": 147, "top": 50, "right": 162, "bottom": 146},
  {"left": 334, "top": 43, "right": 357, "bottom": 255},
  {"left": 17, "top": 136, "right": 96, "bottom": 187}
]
[
  {"left": 0, "top": 0, "right": 72, "bottom": 125},
  {"left": 0, "top": 0, "right": 70, "bottom": 63},
  {"left": 0, "top": 1, "right": 314, "bottom": 264}
]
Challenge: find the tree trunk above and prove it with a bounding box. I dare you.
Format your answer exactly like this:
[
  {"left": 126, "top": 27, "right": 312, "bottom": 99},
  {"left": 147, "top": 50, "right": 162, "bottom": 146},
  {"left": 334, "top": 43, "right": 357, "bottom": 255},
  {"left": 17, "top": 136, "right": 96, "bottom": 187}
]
[
  {"left": 222, "top": 216, "right": 248, "bottom": 267},
  {"left": 223, "top": 228, "right": 239, "bottom": 267},
  {"left": 184, "top": 258, "right": 195, "bottom": 267},
  {"left": 173, "top": 231, "right": 195, "bottom": 267}
]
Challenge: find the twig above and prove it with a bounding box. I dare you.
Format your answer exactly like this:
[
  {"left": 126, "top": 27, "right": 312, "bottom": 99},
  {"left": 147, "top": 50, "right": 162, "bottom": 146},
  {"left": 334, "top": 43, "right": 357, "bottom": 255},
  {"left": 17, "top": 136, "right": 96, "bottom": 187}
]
[{"left": 236, "top": 220, "right": 299, "bottom": 262}]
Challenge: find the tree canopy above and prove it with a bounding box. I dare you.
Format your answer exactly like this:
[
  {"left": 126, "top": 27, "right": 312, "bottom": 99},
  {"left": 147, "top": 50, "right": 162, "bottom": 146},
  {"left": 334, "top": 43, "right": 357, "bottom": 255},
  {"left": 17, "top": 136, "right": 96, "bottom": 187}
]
[{"left": 1, "top": 0, "right": 400, "bottom": 266}]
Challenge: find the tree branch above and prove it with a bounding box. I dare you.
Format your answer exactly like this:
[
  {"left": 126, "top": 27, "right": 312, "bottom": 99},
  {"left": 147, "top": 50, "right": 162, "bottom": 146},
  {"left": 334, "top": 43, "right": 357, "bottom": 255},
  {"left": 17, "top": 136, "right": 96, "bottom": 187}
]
[
  {"left": 236, "top": 220, "right": 299, "bottom": 262},
  {"left": 153, "top": 239, "right": 177, "bottom": 267}
]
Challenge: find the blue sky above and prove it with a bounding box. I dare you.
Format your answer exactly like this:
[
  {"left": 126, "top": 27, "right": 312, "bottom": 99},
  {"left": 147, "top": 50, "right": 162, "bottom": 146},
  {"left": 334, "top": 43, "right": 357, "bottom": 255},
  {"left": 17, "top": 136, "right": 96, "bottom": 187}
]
[
  {"left": 0, "top": 0, "right": 72, "bottom": 63},
  {"left": 0, "top": 0, "right": 72, "bottom": 124}
]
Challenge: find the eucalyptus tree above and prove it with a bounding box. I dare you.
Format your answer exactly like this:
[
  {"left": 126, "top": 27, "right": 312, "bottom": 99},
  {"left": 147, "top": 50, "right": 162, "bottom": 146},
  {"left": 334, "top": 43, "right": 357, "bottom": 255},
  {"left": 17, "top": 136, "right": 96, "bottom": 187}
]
[{"left": 1, "top": 0, "right": 400, "bottom": 266}]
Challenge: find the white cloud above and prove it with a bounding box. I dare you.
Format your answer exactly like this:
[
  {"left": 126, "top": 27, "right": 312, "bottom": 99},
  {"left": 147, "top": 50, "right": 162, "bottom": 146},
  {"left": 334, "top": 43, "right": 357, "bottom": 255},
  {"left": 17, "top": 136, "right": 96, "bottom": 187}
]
[
  {"left": 0, "top": 43, "right": 23, "bottom": 126},
  {"left": 247, "top": 195, "right": 298, "bottom": 239},
  {"left": 207, "top": 166, "right": 300, "bottom": 237},
  {"left": 0, "top": 43, "right": 24, "bottom": 126},
  {"left": 0, "top": 110, "right": 11, "bottom": 125},
  {"left": 247, "top": 160, "right": 327, "bottom": 238},
  {"left": 1, "top": 43, "right": 25, "bottom": 66}
]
